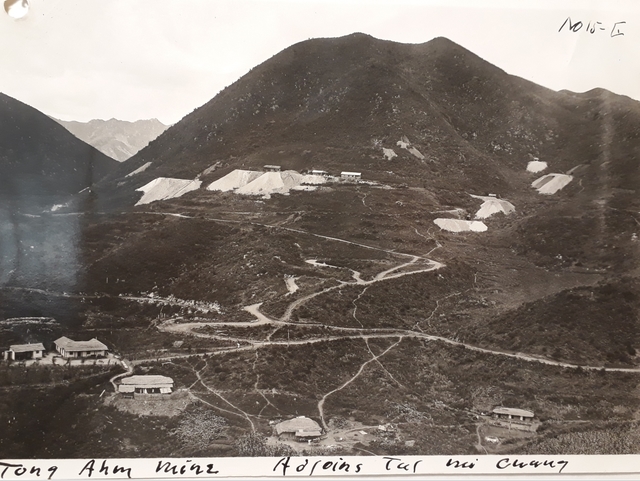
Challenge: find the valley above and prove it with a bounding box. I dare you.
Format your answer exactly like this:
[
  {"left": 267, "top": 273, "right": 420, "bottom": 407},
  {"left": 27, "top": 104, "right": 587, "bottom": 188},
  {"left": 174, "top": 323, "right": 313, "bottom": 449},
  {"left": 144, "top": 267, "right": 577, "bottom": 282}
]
[{"left": 1, "top": 33, "right": 639, "bottom": 459}]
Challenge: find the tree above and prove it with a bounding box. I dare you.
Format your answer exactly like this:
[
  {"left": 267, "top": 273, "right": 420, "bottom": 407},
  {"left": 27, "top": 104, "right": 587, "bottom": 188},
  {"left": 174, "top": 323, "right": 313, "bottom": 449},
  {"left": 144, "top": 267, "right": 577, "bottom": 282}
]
[
  {"left": 234, "top": 433, "right": 295, "bottom": 457},
  {"left": 173, "top": 408, "right": 227, "bottom": 450}
]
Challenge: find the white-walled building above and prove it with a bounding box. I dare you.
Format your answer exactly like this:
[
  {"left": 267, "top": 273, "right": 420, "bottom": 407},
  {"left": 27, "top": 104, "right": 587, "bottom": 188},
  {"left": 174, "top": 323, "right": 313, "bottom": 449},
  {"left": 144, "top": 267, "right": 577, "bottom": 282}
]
[
  {"left": 54, "top": 337, "right": 108, "bottom": 358},
  {"left": 3, "top": 343, "right": 45, "bottom": 361}
]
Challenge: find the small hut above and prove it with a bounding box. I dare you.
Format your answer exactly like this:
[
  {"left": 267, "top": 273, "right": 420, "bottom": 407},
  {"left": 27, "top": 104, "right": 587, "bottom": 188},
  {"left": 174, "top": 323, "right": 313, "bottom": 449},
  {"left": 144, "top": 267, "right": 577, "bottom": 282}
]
[{"left": 4, "top": 343, "right": 45, "bottom": 361}]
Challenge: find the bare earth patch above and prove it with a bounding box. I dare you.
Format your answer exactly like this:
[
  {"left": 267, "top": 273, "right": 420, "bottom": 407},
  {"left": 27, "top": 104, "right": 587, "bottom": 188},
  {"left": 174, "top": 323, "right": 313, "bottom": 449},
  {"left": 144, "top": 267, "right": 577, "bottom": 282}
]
[{"left": 104, "top": 389, "right": 191, "bottom": 417}]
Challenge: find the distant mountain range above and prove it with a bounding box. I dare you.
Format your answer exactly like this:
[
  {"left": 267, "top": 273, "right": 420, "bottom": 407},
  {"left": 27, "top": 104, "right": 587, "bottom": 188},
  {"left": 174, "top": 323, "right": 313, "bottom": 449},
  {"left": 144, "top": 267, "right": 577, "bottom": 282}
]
[{"left": 54, "top": 118, "right": 168, "bottom": 162}]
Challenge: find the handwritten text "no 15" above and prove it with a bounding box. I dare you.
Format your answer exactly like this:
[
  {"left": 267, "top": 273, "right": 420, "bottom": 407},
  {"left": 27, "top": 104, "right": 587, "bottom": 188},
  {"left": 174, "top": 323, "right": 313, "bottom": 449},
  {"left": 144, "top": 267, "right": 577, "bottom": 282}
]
[{"left": 559, "top": 17, "right": 626, "bottom": 37}]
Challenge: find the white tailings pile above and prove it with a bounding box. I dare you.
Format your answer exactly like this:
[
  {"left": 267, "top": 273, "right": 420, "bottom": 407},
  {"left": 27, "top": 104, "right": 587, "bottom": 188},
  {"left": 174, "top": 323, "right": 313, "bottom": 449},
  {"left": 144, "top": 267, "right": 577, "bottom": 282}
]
[
  {"left": 285, "top": 275, "right": 299, "bottom": 294},
  {"left": 207, "top": 170, "right": 328, "bottom": 197},
  {"left": 531, "top": 173, "right": 573, "bottom": 195},
  {"left": 300, "top": 174, "right": 327, "bottom": 185},
  {"left": 236, "top": 171, "right": 285, "bottom": 196},
  {"left": 434, "top": 218, "right": 488, "bottom": 232},
  {"left": 125, "top": 162, "right": 152, "bottom": 178},
  {"left": 51, "top": 202, "right": 69, "bottom": 212},
  {"left": 207, "top": 169, "right": 263, "bottom": 192},
  {"left": 135, "top": 178, "right": 202, "bottom": 205},
  {"left": 383, "top": 148, "right": 397, "bottom": 160},
  {"left": 470, "top": 194, "right": 516, "bottom": 219},
  {"left": 408, "top": 147, "right": 425, "bottom": 160},
  {"left": 236, "top": 170, "right": 323, "bottom": 196},
  {"left": 396, "top": 136, "right": 426, "bottom": 160},
  {"left": 397, "top": 137, "right": 410, "bottom": 149},
  {"left": 527, "top": 160, "right": 548, "bottom": 173}
]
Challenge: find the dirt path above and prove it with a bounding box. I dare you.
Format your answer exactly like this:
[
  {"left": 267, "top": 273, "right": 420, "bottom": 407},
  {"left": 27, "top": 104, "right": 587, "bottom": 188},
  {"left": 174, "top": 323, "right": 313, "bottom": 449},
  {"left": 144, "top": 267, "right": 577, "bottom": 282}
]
[
  {"left": 9, "top": 213, "right": 640, "bottom": 376},
  {"left": 317, "top": 337, "right": 404, "bottom": 430},
  {"left": 136, "top": 326, "right": 640, "bottom": 374},
  {"left": 373, "top": 255, "right": 419, "bottom": 280},
  {"left": 351, "top": 286, "right": 369, "bottom": 327},
  {"left": 475, "top": 424, "right": 488, "bottom": 454},
  {"left": 281, "top": 256, "right": 442, "bottom": 322},
  {"left": 191, "top": 359, "right": 256, "bottom": 431},
  {"left": 109, "top": 359, "right": 133, "bottom": 391}
]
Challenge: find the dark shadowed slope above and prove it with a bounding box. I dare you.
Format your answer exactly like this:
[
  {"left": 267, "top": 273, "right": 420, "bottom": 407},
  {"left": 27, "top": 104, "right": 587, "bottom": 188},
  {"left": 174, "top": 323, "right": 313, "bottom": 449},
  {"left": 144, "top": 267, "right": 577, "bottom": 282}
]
[
  {"left": 0, "top": 93, "right": 118, "bottom": 292},
  {"left": 0, "top": 93, "right": 118, "bottom": 204}
]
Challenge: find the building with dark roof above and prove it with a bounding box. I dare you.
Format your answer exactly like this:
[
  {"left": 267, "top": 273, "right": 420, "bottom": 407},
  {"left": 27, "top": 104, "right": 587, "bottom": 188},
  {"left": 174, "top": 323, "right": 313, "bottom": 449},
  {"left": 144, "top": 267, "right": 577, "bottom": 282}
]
[{"left": 54, "top": 336, "right": 108, "bottom": 358}]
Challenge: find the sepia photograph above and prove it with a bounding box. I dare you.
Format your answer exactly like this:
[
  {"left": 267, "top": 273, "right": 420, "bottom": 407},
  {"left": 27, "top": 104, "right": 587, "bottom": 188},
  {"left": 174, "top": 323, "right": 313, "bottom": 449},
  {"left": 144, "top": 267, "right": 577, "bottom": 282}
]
[{"left": 1, "top": 0, "right": 639, "bottom": 477}]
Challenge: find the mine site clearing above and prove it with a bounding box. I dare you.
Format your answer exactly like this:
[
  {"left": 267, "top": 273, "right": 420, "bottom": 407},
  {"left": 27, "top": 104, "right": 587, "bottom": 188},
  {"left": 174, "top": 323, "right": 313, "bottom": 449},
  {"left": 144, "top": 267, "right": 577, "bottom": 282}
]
[{"left": 3, "top": 31, "right": 639, "bottom": 459}]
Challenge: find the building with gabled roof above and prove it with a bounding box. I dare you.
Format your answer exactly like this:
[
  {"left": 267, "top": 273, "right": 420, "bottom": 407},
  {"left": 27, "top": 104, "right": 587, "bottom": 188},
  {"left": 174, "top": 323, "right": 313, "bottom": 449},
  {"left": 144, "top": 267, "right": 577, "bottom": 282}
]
[
  {"left": 490, "top": 406, "right": 538, "bottom": 432},
  {"left": 3, "top": 343, "right": 45, "bottom": 361},
  {"left": 118, "top": 375, "right": 174, "bottom": 398},
  {"left": 275, "top": 416, "right": 322, "bottom": 440},
  {"left": 492, "top": 407, "right": 534, "bottom": 420},
  {"left": 54, "top": 336, "right": 108, "bottom": 358}
]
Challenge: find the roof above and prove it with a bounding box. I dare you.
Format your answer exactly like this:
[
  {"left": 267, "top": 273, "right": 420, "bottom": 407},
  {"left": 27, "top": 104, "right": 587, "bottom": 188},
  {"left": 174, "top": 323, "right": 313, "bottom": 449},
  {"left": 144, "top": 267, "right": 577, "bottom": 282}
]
[
  {"left": 492, "top": 407, "right": 534, "bottom": 418},
  {"left": 9, "top": 343, "right": 45, "bottom": 353},
  {"left": 264, "top": 164, "right": 281, "bottom": 169},
  {"left": 296, "top": 429, "right": 322, "bottom": 438},
  {"left": 341, "top": 171, "right": 361, "bottom": 176},
  {"left": 275, "top": 416, "right": 322, "bottom": 435},
  {"left": 54, "top": 336, "right": 108, "bottom": 352},
  {"left": 120, "top": 375, "right": 174, "bottom": 387}
]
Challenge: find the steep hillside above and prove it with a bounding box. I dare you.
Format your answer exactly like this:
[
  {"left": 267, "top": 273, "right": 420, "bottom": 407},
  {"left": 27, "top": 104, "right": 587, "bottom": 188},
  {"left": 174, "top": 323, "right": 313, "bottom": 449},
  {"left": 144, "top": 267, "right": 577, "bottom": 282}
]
[
  {"left": 3, "top": 34, "right": 640, "bottom": 458},
  {"left": 91, "top": 34, "right": 639, "bottom": 216},
  {"left": 85, "top": 33, "right": 640, "bottom": 275},
  {"left": 0, "top": 93, "right": 118, "bottom": 291},
  {"left": 78, "top": 32, "right": 640, "bottom": 302},
  {"left": 0, "top": 93, "right": 118, "bottom": 203},
  {"left": 55, "top": 118, "right": 168, "bottom": 162}
]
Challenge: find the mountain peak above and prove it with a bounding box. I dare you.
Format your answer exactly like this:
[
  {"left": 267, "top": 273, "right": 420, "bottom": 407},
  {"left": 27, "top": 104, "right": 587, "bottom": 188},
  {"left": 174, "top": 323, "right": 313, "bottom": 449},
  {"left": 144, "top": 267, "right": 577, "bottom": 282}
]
[{"left": 55, "top": 118, "right": 169, "bottom": 162}]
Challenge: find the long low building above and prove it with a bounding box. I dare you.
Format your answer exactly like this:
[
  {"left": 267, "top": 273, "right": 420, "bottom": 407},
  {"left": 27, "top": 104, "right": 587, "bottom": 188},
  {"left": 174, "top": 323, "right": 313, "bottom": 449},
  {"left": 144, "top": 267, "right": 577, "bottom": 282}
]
[
  {"left": 3, "top": 343, "right": 45, "bottom": 361},
  {"left": 118, "top": 375, "right": 174, "bottom": 397},
  {"left": 275, "top": 416, "right": 323, "bottom": 440},
  {"left": 340, "top": 171, "right": 361, "bottom": 180},
  {"left": 54, "top": 337, "right": 108, "bottom": 358},
  {"left": 492, "top": 407, "right": 535, "bottom": 422}
]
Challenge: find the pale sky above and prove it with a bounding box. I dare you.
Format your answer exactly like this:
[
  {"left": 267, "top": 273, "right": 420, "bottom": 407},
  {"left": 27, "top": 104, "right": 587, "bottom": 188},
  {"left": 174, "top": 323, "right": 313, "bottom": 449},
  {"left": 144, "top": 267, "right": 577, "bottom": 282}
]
[{"left": 1, "top": 0, "right": 638, "bottom": 124}]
